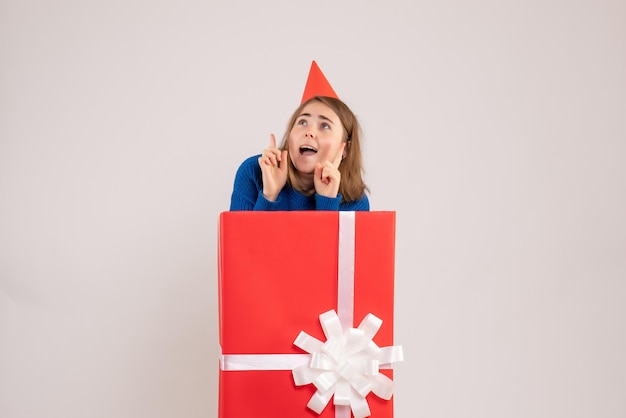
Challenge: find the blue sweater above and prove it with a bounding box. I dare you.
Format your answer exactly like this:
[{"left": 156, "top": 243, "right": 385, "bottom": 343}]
[{"left": 230, "top": 155, "right": 370, "bottom": 211}]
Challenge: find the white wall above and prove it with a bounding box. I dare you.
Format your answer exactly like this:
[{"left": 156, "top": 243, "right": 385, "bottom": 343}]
[{"left": 1, "top": 1, "right": 625, "bottom": 417}]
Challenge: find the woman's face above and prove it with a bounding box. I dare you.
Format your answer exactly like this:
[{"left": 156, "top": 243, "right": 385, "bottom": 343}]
[{"left": 288, "top": 100, "right": 345, "bottom": 175}]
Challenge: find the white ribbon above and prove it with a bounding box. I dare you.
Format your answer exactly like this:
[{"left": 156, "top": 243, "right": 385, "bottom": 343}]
[
  {"left": 220, "top": 354, "right": 310, "bottom": 371},
  {"left": 220, "top": 212, "right": 403, "bottom": 418},
  {"left": 337, "top": 211, "right": 356, "bottom": 331},
  {"left": 292, "top": 310, "right": 403, "bottom": 418}
]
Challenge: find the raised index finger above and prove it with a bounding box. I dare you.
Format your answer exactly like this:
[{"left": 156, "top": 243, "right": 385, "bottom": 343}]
[
  {"left": 333, "top": 143, "right": 346, "bottom": 169},
  {"left": 269, "top": 133, "right": 277, "bottom": 149}
]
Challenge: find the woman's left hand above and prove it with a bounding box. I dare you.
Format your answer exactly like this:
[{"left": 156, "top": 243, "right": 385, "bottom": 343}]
[{"left": 314, "top": 143, "right": 346, "bottom": 198}]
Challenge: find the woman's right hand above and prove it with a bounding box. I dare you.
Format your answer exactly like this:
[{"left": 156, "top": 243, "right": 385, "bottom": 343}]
[{"left": 258, "top": 133, "right": 288, "bottom": 202}]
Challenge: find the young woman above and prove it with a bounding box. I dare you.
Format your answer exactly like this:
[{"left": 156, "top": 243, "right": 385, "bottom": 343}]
[
  {"left": 229, "top": 94, "right": 369, "bottom": 211},
  {"left": 230, "top": 61, "right": 369, "bottom": 211}
]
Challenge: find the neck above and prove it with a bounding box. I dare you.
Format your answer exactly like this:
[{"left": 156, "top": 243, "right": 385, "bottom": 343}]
[{"left": 290, "top": 171, "right": 315, "bottom": 196}]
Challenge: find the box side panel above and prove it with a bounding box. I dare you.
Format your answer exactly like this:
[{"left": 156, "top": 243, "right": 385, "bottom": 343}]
[
  {"left": 219, "top": 212, "right": 340, "bottom": 354},
  {"left": 354, "top": 211, "right": 396, "bottom": 347}
]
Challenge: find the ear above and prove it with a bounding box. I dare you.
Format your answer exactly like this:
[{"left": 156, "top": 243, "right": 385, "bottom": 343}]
[{"left": 342, "top": 140, "right": 350, "bottom": 159}]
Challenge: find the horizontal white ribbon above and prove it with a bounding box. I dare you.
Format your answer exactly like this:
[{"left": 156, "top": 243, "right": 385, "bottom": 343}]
[
  {"left": 220, "top": 353, "right": 395, "bottom": 372},
  {"left": 220, "top": 354, "right": 310, "bottom": 371}
]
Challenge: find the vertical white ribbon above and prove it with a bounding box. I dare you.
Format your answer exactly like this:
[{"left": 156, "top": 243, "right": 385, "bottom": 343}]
[
  {"left": 337, "top": 211, "right": 356, "bottom": 418},
  {"left": 337, "top": 211, "right": 356, "bottom": 332}
]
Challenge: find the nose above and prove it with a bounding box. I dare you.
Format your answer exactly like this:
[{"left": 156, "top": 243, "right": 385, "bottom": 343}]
[{"left": 305, "top": 129, "right": 315, "bottom": 138}]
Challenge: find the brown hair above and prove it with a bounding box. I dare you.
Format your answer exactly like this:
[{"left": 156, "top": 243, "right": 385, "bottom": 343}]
[{"left": 279, "top": 96, "right": 369, "bottom": 202}]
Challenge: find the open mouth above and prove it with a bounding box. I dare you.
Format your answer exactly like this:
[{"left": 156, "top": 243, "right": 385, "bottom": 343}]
[{"left": 299, "top": 145, "right": 318, "bottom": 156}]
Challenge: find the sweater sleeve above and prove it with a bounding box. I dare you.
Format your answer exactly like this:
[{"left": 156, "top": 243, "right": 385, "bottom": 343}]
[
  {"left": 229, "top": 155, "right": 263, "bottom": 211},
  {"left": 253, "top": 192, "right": 283, "bottom": 211},
  {"left": 315, "top": 193, "right": 342, "bottom": 210},
  {"left": 315, "top": 193, "right": 370, "bottom": 211},
  {"left": 339, "top": 193, "right": 370, "bottom": 211}
]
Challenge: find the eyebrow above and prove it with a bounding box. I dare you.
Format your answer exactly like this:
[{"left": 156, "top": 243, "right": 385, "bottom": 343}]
[{"left": 297, "top": 113, "right": 335, "bottom": 125}]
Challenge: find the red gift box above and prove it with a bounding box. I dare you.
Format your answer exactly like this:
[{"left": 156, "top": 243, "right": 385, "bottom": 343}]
[{"left": 218, "top": 211, "right": 398, "bottom": 418}]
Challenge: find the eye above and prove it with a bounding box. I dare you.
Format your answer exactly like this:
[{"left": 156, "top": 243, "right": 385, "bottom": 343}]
[
  {"left": 321, "top": 122, "right": 331, "bottom": 130},
  {"left": 297, "top": 119, "right": 308, "bottom": 126}
]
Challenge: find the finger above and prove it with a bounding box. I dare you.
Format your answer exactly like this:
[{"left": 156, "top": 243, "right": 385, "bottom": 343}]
[
  {"left": 269, "top": 133, "right": 283, "bottom": 162},
  {"left": 266, "top": 144, "right": 285, "bottom": 162},
  {"left": 262, "top": 150, "right": 277, "bottom": 166},
  {"left": 279, "top": 150, "right": 289, "bottom": 173},
  {"left": 258, "top": 156, "right": 273, "bottom": 174},
  {"left": 259, "top": 154, "right": 269, "bottom": 166},
  {"left": 322, "top": 164, "right": 339, "bottom": 185},
  {"left": 333, "top": 143, "right": 346, "bottom": 169},
  {"left": 314, "top": 162, "right": 323, "bottom": 180}
]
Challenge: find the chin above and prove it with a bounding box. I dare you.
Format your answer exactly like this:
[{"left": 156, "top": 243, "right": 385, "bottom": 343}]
[
  {"left": 293, "top": 159, "right": 316, "bottom": 173},
  {"left": 294, "top": 164, "right": 316, "bottom": 175}
]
